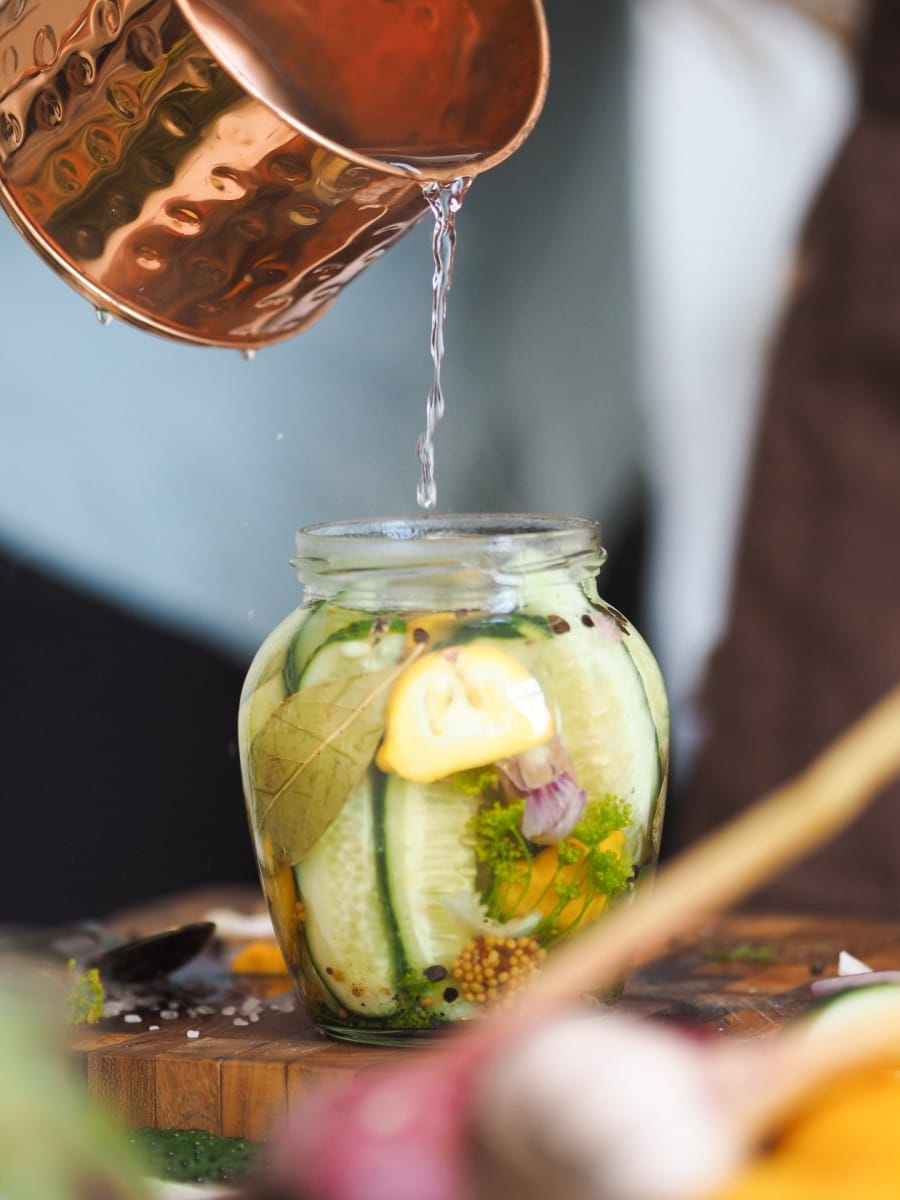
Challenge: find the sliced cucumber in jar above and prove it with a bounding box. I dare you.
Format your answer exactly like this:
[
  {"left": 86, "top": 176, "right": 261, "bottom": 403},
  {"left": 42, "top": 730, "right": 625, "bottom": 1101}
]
[
  {"left": 382, "top": 774, "right": 481, "bottom": 975},
  {"left": 623, "top": 623, "right": 670, "bottom": 763},
  {"left": 297, "top": 617, "right": 407, "bottom": 689},
  {"left": 510, "top": 623, "right": 662, "bottom": 848},
  {"left": 296, "top": 772, "right": 400, "bottom": 1019},
  {"left": 435, "top": 612, "right": 552, "bottom": 647}
]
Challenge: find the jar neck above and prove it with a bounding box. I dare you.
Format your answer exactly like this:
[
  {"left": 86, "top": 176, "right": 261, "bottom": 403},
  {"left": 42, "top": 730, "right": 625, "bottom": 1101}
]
[{"left": 292, "top": 514, "right": 606, "bottom": 611}]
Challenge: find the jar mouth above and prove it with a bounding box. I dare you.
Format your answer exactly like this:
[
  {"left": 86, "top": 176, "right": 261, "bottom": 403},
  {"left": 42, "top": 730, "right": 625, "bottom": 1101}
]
[
  {"left": 299, "top": 513, "right": 599, "bottom": 542},
  {"left": 292, "top": 513, "right": 607, "bottom": 597}
]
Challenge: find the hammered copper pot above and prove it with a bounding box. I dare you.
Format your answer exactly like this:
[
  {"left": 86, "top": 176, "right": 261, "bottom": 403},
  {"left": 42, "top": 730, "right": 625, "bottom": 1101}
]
[{"left": 0, "top": 0, "right": 548, "bottom": 347}]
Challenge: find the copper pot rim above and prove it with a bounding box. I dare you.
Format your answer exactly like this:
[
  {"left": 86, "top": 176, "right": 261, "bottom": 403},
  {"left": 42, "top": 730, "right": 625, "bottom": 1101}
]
[{"left": 173, "top": 0, "right": 551, "bottom": 183}]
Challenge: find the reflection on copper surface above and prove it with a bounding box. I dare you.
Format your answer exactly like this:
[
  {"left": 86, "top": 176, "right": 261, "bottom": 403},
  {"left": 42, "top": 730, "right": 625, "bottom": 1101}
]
[{"left": 0, "top": 0, "right": 548, "bottom": 347}]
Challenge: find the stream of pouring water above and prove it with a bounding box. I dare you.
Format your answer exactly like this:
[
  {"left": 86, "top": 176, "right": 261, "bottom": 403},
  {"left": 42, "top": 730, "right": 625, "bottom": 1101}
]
[{"left": 416, "top": 176, "right": 469, "bottom": 511}]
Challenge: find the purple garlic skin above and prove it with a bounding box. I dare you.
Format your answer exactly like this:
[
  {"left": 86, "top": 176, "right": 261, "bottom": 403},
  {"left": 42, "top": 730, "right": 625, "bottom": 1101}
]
[{"left": 500, "top": 736, "right": 587, "bottom": 845}]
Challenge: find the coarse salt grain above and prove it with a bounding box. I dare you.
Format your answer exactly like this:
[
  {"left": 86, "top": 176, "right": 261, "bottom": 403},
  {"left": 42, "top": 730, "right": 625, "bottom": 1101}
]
[
  {"left": 186, "top": 1030, "right": 200, "bottom": 1039},
  {"left": 124, "top": 1014, "right": 142, "bottom": 1024},
  {"left": 160, "top": 1010, "right": 179, "bottom": 1020},
  {"left": 222, "top": 1006, "right": 236, "bottom": 1016},
  {"left": 149, "top": 1025, "right": 160, "bottom": 1031},
  {"left": 233, "top": 1018, "right": 249, "bottom": 1027}
]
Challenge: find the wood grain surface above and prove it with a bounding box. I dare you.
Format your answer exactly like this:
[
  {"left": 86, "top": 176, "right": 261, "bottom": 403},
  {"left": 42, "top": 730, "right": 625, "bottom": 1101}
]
[{"left": 68, "top": 905, "right": 900, "bottom": 1142}]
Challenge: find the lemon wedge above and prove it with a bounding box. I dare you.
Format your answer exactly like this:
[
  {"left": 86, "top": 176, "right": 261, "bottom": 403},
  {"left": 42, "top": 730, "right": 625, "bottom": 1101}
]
[{"left": 376, "top": 643, "right": 555, "bottom": 782}]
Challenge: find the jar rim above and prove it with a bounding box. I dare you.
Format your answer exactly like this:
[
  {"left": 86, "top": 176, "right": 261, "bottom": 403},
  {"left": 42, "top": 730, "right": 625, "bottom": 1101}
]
[
  {"left": 292, "top": 513, "right": 606, "bottom": 593},
  {"left": 297, "top": 512, "right": 600, "bottom": 543}
]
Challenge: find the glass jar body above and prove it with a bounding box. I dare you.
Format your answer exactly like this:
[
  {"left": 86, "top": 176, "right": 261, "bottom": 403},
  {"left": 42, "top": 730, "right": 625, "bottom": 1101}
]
[{"left": 238, "top": 516, "right": 668, "bottom": 1043}]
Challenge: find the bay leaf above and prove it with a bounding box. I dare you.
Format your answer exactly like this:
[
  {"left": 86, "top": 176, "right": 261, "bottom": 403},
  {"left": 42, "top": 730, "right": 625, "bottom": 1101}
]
[{"left": 251, "top": 653, "right": 418, "bottom": 864}]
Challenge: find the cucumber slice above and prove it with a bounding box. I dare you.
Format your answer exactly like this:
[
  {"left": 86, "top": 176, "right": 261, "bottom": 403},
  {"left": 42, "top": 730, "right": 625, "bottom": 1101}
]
[
  {"left": 238, "top": 612, "right": 301, "bottom": 771},
  {"left": 436, "top": 613, "right": 552, "bottom": 646},
  {"left": 382, "top": 774, "right": 480, "bottom": 974},
  {"left": 297, "top": 618, "right": 407, "bottom": 688},
  {"left": 623, "top": 622, "right": 670, "bottom": 764},
  {"left": 296, "top": 773, "right": 400, "bottom": 1018},
  {"left": 508, "top": 624, "right": 661, "bottom": 847},
  {"left": 808, "top": 982, "right": 900, "bottom": 1038},
  {"left": 282, "top": 602, "right": 335, "bottom": 693}
]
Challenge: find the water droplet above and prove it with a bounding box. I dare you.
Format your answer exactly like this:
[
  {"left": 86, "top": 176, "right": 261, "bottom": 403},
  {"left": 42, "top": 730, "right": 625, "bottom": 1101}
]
[
  {"left": 95, "top": 308, "right": 113, "bottom": 326},
  {"left": 276, "top": 432, "right": 285, "bottom": 441},
  {"left": 240, "top": 348, "right": 257, "bottom": 362}
]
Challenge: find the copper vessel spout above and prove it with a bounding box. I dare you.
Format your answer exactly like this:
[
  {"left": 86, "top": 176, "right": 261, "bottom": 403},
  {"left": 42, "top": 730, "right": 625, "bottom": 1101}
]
[{"left": 0, "top": 0, "right": 548, "bottom": 347}]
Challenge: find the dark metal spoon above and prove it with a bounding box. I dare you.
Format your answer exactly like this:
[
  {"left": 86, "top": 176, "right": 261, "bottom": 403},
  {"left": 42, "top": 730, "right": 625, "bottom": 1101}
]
[{"left": 87, "top": 921, "right": 216, "bottom": 984}]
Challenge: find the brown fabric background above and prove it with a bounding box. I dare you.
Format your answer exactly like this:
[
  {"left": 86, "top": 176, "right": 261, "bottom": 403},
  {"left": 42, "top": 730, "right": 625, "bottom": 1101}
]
[{"left": 674, "top": 0, "right": 900, "bottom": 916}]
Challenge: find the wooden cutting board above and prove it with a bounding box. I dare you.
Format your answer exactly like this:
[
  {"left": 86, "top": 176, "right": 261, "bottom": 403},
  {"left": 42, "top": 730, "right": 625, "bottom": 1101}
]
[{"left": 69, "top": 910, "right": 900, "bottom": 1142}]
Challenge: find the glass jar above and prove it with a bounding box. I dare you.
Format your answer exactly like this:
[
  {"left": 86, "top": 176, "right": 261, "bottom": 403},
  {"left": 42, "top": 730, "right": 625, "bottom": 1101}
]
[{"left": 238, "top": 515, "right": 668, "bottom": 1043}]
